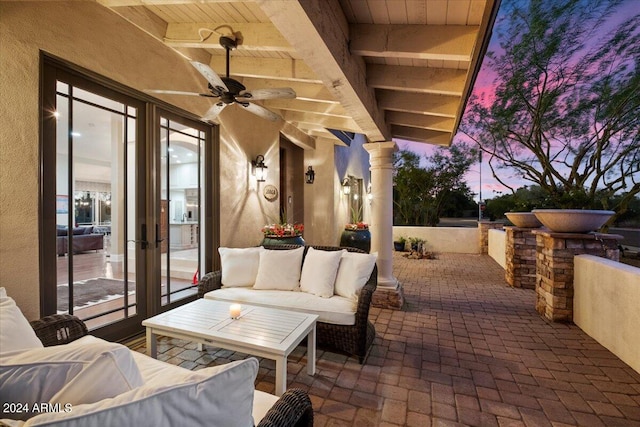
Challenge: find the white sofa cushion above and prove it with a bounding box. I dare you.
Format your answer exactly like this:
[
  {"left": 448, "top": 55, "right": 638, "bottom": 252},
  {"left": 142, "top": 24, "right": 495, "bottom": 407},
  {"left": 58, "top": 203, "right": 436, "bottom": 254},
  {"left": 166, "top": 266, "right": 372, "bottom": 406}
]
[
  {"left": 300, "top": 248, "right": 345, "bottom": 298},
  {"left": 334, "top": 252, "right": 377, "bottom": 300},
  {"left": 253, "top": 247, "right": 304, "bottom": 291},
  {"left": 0, "top": 289, "right": 44, "bottom": 354},
  {"left": 204, "top": 287, "right": 356, "bottom": 325},
  {"left": 15, "top": 356, "right": 259, "bottom": 427},
  {"left": 218, "top": 247, "right": 261, "bottom": 287},
  {"left": 0, "top": 336, "right": 143, "bottom": 421}
]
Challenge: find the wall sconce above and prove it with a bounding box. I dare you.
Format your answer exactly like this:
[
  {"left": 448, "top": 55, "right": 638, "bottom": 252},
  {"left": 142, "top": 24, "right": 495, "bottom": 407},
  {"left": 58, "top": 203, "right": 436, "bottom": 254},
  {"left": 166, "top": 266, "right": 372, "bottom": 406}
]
[
  {"left": 251, "top": 155, "right": 267, "bottom": 182},
  {"left": 305, "top": 166, "right": 315, "bottom": 184},
  {"left": 367, "top": 183, "right": 373, "bottom": 201},
  {"left": 341, "top": 178, "right": 351, "bottom": 195}
]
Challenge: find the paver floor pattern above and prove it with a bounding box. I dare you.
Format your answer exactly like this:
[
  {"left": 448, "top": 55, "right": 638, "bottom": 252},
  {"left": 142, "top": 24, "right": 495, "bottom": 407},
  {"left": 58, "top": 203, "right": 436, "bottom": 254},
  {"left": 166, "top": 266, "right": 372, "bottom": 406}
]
[{"left": 129, "top": 252, "right": 640, "bottom": 426}]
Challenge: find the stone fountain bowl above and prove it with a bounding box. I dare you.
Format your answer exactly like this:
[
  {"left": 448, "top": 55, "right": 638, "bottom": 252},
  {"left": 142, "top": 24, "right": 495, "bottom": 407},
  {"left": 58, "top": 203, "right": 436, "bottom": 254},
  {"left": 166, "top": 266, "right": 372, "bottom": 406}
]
[
  {"left": 505, "top": 212, "right": 542, "bottom": 228},
  {"left": 532, "top": 209, "right": 615, "bottom": 233}
]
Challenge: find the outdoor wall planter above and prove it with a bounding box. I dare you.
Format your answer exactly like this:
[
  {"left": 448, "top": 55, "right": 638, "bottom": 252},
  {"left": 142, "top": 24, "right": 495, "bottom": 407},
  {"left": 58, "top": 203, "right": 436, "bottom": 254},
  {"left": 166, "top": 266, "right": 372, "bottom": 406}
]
[
  {"left": 532, "top": 209, "right": 615, "bottom": 233},
  {"left": 505, "top": 212, "right": 542, "bottom": 228},
  {"left": 340, "top": 229, "right": 371, "bottom": 253}
]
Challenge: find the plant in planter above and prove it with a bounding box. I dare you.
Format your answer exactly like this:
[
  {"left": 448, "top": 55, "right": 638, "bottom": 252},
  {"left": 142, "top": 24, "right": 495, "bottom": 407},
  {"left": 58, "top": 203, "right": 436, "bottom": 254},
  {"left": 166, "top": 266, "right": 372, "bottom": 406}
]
[
  {"left": 393, "top": 236, "right": 407, "bottom": 252},
  {"left": 261, "top": 212, "right": 305, "bottom": 246},
  {"left": 340, "top": 206, "right": 371, "bottom": 252},
  {"left": 408, "top": 237, "right": 425, "bottom": 252}
]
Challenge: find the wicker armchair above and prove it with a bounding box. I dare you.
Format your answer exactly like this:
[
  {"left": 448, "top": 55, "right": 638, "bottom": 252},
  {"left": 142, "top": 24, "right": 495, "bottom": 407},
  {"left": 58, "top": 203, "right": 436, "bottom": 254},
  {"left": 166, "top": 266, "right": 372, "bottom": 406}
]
[
  {"left": 27, "top": 314, "right": 313, "bottom": 427},
  {"left": 198, "top": 244, "right": 377, "bottom": 363}
]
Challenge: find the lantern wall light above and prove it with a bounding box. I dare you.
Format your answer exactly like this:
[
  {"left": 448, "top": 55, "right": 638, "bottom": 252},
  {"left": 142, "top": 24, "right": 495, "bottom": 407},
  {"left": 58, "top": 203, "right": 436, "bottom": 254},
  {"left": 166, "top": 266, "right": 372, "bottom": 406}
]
[
  {"left": 251, "top": 155, "right": 267, "bottom": 182},
  {"left": 342, "top": 178, "right": 351, "bottom": 195},
  {"left": 305, "top": 166, "right": 315, "bottom": 184}
]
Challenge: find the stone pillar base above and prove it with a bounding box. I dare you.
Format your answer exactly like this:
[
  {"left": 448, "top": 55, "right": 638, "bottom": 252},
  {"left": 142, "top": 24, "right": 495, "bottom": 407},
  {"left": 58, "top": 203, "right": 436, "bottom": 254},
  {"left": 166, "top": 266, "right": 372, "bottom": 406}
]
[
  {"left": 505, "top": 227, "right": 537, "bottom": 289},
  {"left": 372, "top": 283, "right": 405, "bottom": 309}
]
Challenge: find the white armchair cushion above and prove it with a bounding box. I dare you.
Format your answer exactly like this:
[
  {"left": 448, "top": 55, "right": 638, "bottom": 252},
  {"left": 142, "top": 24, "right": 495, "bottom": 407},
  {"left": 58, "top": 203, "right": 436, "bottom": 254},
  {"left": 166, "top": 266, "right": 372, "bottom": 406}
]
[
  {"left": 253, "top": 247, "right": 304, "bottom": 291},
  {"left": 300, "top": 248, "right": 345, "bottom": 298},
  {"left": 0, "top": 336, "right": 143, "bottom": 420},
  {"left": 219, "top": 247, "right": 261, "bottom": 287},
  {"left": 0, "top": 290, "right": 44, "bottom": 354},
  {"left": 19, "top": 358, "right": 259, "bottom": 427},
  {"left": 334, "top": 252, "right": 377, "bottom": 300}
]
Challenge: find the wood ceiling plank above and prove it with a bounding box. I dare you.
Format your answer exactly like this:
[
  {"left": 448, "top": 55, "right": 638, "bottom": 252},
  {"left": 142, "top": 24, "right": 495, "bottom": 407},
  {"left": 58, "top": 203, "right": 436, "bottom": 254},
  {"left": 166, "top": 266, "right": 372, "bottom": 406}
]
[
  {"left": 256, "top": 0, "right": 390, "bottom": 143},
  {"left": 426, "top": 0, "right": 447, "bottom": 25},
  {"left": 377, "top": 90, "right": 459, "bottom": 117},
  {"left": 367, "top": 64, "right": 467, "bottom": 96},
  {"left": 164, "top": 22, "right": 294, "bottom": 52},
  {"left": 385, "top": 111, "right": 455, "bottom": 132},
  {"left": 265, "top": 99, "right": 350, "bottom": 118},
  {"left": 281, "top": 110, "right": 362, "bottom": 133},
  {"left": 391, "top": 126, "right": 452, "bottom": 146},
  {"left": 208, "top": 56, "right": 321, "bottom": 83},
  {"left": 447, "top": 0, "right": 471, "bottom": 25},
  {"left": 350, "top": 24, "right": 478, "bottom": 61}
]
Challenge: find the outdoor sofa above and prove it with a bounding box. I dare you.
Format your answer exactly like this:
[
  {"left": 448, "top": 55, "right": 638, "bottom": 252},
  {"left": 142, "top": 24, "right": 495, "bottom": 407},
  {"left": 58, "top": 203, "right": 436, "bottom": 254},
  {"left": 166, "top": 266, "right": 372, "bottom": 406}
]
[
  {"left": 0, "top": 289, "right": 313, "bottom": 427},
  {"left": 198, "top": 244, "right": 377, "bottom": 363}
]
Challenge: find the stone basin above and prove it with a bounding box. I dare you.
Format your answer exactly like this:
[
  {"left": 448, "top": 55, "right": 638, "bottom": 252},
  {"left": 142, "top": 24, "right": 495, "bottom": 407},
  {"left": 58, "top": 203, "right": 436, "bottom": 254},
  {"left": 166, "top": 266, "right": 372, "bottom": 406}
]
[
  {"left": 505, "top": 212, "right": 542, "bottom": 228},
  {"left": 532, "top": 209, "right": 615, "bottom": 233}
]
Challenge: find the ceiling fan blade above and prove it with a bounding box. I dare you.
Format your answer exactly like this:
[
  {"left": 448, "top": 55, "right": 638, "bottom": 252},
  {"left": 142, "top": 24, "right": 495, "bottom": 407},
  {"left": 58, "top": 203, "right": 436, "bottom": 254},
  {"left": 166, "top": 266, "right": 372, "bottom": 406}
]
[
  {"left": 237, "top": 87, "right": 296, "bottom": 101},
  {"left": 190, "top": 61, "right": 228, "bottom": 93},
  {"left": 144, "top": 89, "right": 205, "bottom": 97},
  {"left": 202, "top": 103, "right": 227, "bottom": 121},
  {"left": 240, "top": 102, "right": 281, "bottom": 122}
]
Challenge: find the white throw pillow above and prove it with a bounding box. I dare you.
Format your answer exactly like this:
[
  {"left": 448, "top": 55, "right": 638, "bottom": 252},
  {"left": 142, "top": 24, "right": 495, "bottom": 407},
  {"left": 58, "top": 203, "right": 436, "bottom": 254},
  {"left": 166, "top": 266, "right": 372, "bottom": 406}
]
[
  {"left": 0, "top": 336, "right": 143, "bottom": 420},
  {"left": 334, "top": 252, "right": 377, "bottom": 300},
  {"left": 0, "top": 292, "right": 44, "bottom": 355},
  {"left": 219, "top": 247, "right": 261, "bottom": 287},
  {"left": 300, "top": 247, "right": 345, "bottom": 298},
  {"left": 253, "top": 246, "right": 304, "bottom": 291},
  {"left": 21, "top": 358, "right": 258, "bottom": 427}
]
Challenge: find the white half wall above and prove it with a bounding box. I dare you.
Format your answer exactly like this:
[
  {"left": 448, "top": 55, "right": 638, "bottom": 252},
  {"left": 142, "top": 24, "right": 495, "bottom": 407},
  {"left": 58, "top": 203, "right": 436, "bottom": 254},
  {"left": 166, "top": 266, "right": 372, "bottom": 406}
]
[
  {"left": 488, "top": 229, "right": 507, "bottom": 269},
  {"left": 393, "top": 226, "right": 480, "bottom": 254},
  {"left": 574, "top": 255, "right": 640, "bottom": 374}
]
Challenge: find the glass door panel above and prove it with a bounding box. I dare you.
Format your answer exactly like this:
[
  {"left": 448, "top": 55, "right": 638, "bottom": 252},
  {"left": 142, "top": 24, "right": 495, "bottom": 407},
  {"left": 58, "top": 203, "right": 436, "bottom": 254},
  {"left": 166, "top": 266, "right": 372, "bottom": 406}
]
[
  {"left": 159, "top": 117, "right": 204, "bottom": 306},
  {"left": 55, "top": 82, "right": 140, "bottom": 330}
]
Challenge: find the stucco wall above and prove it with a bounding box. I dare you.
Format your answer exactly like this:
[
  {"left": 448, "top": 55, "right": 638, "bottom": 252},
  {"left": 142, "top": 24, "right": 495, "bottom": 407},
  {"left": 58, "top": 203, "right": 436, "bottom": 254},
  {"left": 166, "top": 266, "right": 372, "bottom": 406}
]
[
  {"left": 392, "top": 226, "right": 481, "bottom": 254},
  {"left": 488, "top": 229, "right": 507, "bottom": 269},
  {"left": 574, "top": 255, "right": 640, "bottom": 374}
]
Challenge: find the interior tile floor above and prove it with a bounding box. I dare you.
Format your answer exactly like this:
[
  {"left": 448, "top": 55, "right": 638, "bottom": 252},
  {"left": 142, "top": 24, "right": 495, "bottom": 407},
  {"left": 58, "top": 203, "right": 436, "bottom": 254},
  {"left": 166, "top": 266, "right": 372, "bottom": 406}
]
[{"left": 128, "top": 252, "right": 640, "bottom": 426}]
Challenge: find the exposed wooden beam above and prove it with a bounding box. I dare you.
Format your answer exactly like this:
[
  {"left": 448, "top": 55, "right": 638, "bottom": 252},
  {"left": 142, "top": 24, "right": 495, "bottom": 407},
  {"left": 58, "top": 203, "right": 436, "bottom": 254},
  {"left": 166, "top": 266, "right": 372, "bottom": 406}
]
[
  {"left": 236, "top": 77, "right": 337, "bottom": 104},
  {"left": 367, "top": 64, "right": 467, "bottom": 96},
  {"left": 281, "top": 110, "right": 361, "bottom": 133},
  {"left": 100, "top": 0, "right": 241, "bottom": 5},
  {"left": 377, "top": 90, "right": 459, "bottom": 117},
  {"left": 315, "top": 135, "right": 347, "bottom": 146},
  {"left": 385, "top": 111, "right": 455, "bottom": 132},
  {"left": 264, "top": 99, "right": 351, "bottom": 118},
  {"left": 350, "top": 24, "right": 478, "bottom": 61},
  {"left": 281, "top": 122, "right": 316, "bottom": 150},
  {"left": 256, "top": 0, "right": 390, "bottom": 143},
  {"left": 209, "top": 57, "right": 321, "bottom": 83},
  {"left": 391, "top": 126, "right": 452, "bottom": 146},
  {"left": 97, "top": 3, "right": 210, "bottom": 63},
  {"left": 164, "top": 22, "right": 294, "bottom": 52}
]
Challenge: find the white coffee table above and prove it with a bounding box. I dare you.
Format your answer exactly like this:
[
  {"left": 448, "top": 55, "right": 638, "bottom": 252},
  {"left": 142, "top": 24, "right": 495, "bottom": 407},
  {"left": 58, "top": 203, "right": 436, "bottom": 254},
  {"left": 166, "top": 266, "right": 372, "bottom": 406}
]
[{"left": 142, "top": 299, "right": 318, "bottom": 396}]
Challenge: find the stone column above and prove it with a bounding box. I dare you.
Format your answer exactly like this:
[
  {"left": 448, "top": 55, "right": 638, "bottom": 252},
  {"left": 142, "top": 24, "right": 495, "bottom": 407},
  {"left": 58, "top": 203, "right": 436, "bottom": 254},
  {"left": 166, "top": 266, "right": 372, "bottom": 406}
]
[
  {"left": 532, "top": 230, "right": 622, "bottom": 322},
  {"left": 478, "top": 221, "right": 504, "bottom": 254},
  {"left": 364, "top": 142, "right": 404, "bottom": 309},
  {"left": 505, "top": 227, "right": 537, "bottom": 289}
]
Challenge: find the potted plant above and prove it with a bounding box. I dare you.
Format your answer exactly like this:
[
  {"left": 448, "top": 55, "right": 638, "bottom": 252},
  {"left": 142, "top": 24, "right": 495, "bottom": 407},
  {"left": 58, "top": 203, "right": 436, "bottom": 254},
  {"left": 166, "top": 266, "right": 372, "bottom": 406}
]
[
  {"left": 394, "top": 236, "right": 407, "bottom": 252},
  {"left": 261, "top": 212, "right": 305, "bottom": 246},
  {"left": 339, "top": 206, "right": 371, "bottom": 253},
  {"left": 408, "top": 237, "right": 425, "bottom": 253}
]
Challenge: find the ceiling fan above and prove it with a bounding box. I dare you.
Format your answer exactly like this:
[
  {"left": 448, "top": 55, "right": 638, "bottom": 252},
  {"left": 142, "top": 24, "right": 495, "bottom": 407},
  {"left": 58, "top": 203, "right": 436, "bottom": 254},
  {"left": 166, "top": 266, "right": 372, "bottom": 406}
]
[{"left": 146, "top": 35, "right": 296, "bottom": 122}]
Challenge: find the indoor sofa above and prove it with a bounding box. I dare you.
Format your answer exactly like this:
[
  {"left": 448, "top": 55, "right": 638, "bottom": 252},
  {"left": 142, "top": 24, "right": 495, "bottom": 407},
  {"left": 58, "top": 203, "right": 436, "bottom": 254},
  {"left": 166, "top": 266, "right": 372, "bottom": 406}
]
[
  {"left": 198, "top": 244, "right": 377, "bottom": 363},
  {"left": 0, "top": 289, "right": 313, "bottom": 427},
  {"left": 56, "top": 226, "right": 104, "bottom": 256}
]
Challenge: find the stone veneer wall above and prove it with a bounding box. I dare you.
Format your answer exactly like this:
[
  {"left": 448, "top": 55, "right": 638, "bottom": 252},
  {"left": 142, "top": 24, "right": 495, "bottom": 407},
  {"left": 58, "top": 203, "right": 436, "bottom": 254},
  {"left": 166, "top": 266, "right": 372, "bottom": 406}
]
[
  {"left": 478, "top": 221, "right": 504, "bottom": 254},
  {"left": 505, "top": 227, "right": 537, "bottom": 289},
  {"left": 533, "top": 231, "right": 621, "bottom": 322},
  {"left": 372, "top": 286, "right": 405, "bottom": 309}
]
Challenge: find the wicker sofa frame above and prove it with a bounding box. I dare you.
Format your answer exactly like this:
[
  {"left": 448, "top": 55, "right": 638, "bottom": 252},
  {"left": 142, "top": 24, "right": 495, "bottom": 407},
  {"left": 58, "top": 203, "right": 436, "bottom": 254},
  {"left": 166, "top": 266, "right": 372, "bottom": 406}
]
[
  {"left": 197, "top": 244, "right": 377, "bottom": 364},
  {"left": 28, "top": 314, "right": 313, "bottom": 427}
]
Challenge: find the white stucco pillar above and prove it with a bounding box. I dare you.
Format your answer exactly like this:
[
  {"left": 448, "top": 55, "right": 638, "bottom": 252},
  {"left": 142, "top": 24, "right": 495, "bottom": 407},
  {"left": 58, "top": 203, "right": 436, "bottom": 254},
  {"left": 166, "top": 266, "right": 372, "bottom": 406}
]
[{"left": 364, "top": 141, "right": 399, "bottom": 290}]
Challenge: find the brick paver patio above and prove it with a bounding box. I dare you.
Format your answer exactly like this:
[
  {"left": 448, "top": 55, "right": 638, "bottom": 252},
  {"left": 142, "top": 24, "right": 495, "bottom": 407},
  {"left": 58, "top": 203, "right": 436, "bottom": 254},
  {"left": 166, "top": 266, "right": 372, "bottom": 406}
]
[{"left": 130, "top": 252, "right": 640, "bottom": 426}]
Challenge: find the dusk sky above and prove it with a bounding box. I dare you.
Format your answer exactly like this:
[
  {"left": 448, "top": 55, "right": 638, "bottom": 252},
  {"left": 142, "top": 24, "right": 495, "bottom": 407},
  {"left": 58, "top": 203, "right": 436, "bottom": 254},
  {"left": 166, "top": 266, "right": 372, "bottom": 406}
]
[{"left": 395, "top": 0, "right": 638, "bottom": 203}]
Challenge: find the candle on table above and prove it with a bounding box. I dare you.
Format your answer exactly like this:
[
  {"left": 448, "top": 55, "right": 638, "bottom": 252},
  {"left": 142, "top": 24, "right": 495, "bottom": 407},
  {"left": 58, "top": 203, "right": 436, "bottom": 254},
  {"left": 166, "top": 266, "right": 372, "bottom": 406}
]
[{"left": 229, "top": 304, "right": 241, "bottom": 319}]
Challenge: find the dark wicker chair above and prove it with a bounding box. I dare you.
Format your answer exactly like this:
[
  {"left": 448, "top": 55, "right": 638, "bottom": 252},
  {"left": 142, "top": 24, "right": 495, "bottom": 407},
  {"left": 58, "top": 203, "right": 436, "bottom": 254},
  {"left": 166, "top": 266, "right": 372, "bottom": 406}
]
[
  {"left": 28, "top": 314, "right": 313, "bottom": 427},
  {"left": 198, "top": 244, "right": 377, "bottom": 363}
]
